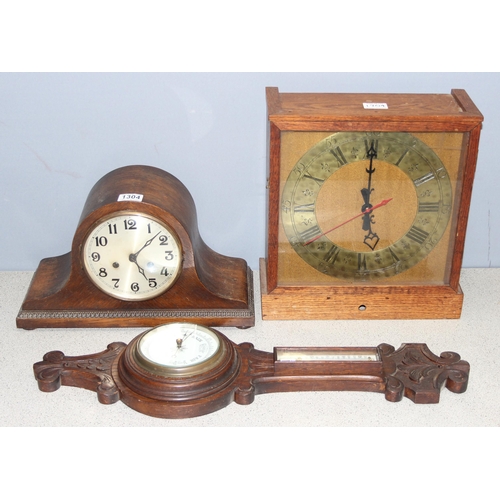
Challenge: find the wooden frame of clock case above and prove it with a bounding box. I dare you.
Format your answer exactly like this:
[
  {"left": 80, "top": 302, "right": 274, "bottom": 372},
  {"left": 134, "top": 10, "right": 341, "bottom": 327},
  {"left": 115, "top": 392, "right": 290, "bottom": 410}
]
[{"left": 261, "top": 87, "right": 483, "bottom": 320}]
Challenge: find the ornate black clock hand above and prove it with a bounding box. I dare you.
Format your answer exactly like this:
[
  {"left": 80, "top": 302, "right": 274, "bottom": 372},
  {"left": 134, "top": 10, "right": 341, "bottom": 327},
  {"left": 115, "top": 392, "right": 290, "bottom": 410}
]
[{"left": 361, "top": 141, "right": 380, "bottom": 250}]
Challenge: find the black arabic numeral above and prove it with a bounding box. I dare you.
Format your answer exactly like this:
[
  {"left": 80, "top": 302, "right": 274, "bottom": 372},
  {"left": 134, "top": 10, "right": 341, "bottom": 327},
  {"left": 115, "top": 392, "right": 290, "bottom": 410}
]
[
  {"left": 95, "top": 236, "right": 108, "bottom": 247},
  {"left": 124, "top": 219, "right": 137, "bottom": 230}
]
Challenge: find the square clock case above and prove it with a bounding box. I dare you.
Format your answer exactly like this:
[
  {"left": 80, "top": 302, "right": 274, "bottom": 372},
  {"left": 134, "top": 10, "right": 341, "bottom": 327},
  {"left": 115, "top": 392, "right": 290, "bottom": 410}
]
[{"left": 260, "top": 87, "right": 483, "bottom": 320}]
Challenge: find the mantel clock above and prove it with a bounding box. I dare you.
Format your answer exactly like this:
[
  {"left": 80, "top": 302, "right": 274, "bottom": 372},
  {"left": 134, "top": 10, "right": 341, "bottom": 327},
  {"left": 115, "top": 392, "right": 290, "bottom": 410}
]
[
  {"left": 17, "top": 165, "right": 254, "bottom": 329},
  {"left": 261, "top": 87, "right": 483, "bottom": 320}
]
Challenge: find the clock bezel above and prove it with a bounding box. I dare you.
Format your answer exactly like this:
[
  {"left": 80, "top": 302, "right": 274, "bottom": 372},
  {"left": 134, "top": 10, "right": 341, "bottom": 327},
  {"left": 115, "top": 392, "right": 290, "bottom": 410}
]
[
  {"left": 134, "top": 323, "right": 225, "bottom": 377},
  {"left": 81, "top": 210, "right": 184, "bottom": 301}
]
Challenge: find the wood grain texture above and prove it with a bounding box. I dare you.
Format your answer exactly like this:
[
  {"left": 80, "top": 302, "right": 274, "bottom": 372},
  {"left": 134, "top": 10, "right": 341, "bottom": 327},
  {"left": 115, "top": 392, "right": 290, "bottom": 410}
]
[{"left": 259, "top": 259, "right": 463, "bottom": 320}]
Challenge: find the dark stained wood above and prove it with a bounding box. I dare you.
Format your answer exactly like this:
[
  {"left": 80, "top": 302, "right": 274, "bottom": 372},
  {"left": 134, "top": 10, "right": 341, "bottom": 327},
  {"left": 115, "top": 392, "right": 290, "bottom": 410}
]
[
  {"left": 17, "top": 166, "right": 254, "bottom": 329},
  {"left": 263, "top": 88, "right": 483, "bottom": 319},
  {"left": 265, "top": 122, "right": 281, "bottom": 293},
  {"left": 33, "top": 327, "right": 470, "bottom": 418}
]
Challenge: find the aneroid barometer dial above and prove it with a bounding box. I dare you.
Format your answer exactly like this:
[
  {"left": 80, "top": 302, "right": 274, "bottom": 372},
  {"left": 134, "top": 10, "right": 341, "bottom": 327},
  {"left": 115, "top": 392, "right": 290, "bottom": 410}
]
[{"left": 135, "top": 323, "right": 223, "bottom": 376}]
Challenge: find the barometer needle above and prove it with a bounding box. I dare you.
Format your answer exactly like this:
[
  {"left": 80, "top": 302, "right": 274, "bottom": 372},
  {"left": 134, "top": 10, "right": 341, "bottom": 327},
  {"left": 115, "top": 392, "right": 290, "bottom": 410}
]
[
  {"left": 304, "top": 198, "right": 393, "bottom": 245},
  {"left": 175, "top": 328, "right": 196, "bottom": 349}
]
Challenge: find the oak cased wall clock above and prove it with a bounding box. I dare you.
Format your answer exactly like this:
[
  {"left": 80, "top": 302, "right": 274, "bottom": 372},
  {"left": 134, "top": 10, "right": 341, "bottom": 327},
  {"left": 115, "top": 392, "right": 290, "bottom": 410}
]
[
  {"left": 17, "top": 165, "right": 254, "bottom": 329},
  {"left": 261, "top": 87, "right": 483, "bottom": 320}
]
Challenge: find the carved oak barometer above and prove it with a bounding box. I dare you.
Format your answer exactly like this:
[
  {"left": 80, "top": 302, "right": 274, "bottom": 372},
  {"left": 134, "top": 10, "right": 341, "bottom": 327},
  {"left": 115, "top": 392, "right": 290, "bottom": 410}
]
[
  {"left": 17, "top": 166, "right": 254, "bottom": 329},
  {"left": 261, "top": 88, "right": 483, "bottom": 320},
  {"left": 33, "top": 323, "right": 470, "bottom": 419}
]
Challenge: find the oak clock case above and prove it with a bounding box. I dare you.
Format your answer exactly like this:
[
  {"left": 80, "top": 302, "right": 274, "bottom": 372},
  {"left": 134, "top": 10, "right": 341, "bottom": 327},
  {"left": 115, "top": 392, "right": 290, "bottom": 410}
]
[
  {"left": 261, "top": 87, "right": 483, "bottom": 320},
  {"left": 33, "top": 322, "right": 470, "bottom": 419},
  {"left": 17, "top": 165, "right": 254, "bottom": 329}
]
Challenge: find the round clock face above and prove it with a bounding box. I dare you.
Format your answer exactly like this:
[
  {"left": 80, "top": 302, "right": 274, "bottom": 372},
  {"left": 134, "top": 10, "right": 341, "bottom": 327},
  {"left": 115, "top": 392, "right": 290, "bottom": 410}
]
[
  {"left": 136, "top": 323, "right": 222, "bottom": 376},
  {"left": 281, "top": 132, "right": 453, "bottom": 281},
  {"left": 82, "top": 212, "right": 182, "bottom": 300}
]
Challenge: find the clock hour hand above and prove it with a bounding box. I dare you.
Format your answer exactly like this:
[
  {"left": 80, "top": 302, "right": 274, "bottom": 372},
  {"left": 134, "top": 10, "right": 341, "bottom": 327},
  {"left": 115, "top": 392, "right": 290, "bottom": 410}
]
[{"left": 129, "top": 253, "right": 148, "bottom": 281}]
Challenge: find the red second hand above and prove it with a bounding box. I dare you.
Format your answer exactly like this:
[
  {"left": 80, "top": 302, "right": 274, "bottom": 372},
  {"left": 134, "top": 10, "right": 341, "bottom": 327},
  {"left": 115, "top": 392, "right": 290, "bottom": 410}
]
[{"left": 304, "top": 198, "right": 393, "bottom": 245}]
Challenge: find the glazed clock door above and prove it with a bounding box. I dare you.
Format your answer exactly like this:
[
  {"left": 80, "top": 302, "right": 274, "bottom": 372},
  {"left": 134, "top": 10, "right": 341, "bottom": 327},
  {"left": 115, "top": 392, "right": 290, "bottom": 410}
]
[{"left": 278, "top": 130, "right": 464, "bottom": 287}]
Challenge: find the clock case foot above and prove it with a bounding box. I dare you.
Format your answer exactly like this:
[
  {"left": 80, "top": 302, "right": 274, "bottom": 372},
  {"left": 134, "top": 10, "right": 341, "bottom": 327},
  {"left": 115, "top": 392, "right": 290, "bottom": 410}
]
[
  {"left": 16, "top": 166, "right": 255, "bottom": 330},
  {"left": 33, "top": 332, "right": 470, "bottom": 419}
]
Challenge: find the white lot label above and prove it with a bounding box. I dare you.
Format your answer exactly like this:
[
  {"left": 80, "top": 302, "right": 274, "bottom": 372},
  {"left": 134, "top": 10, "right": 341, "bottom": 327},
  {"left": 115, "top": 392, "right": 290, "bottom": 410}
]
[
  {"left": 117, "top": 193, "right": 144, "bottom": 202},
  {"left": 363, "top": 103, "right": 388, "bottom": 109}
]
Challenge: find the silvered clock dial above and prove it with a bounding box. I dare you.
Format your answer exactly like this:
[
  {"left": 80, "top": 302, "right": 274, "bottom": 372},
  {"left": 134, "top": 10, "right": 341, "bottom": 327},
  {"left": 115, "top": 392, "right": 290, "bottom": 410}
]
[{"left": 82, "top": 212, "right": 182, "bottom": 300}]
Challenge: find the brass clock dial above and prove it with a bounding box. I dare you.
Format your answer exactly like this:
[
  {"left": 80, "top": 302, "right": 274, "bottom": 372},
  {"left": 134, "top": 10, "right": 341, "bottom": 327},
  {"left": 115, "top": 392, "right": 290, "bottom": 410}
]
[
  {"left": 82, "top": 212, "right": 182, "bottom": 300},
  {"left": 281, "top": 132, "right": 453, "bottom": 281}
]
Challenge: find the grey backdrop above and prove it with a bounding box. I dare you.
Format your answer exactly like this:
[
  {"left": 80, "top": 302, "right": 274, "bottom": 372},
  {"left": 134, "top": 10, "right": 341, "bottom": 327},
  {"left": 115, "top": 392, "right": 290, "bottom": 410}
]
[{"left": 1, "top": 72, "right": 498, "bottom": 271}]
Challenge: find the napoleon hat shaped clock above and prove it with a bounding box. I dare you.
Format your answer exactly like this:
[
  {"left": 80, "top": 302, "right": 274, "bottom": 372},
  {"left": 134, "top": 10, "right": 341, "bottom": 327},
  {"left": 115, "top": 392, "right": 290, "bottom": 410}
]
[
  {"left": 17, "top": 165, "right": 254, "bottom": 329},
  {"left": 261, "top": 88, "right": 483, "bottom": 320}
]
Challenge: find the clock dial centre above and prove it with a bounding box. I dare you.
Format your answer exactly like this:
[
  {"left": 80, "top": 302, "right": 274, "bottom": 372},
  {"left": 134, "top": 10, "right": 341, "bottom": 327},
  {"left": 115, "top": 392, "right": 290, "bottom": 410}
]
[{"left": 315, "top": 160, "right": 418, "bottom": 253}]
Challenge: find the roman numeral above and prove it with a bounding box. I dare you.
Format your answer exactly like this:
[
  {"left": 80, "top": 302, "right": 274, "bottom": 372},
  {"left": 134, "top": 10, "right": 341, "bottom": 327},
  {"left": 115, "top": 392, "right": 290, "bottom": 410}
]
[
  {"left": 358, "top": 253, "right": 367, "bottom": 272},
  {"left": 303, "top": 173, "right": 325, "bottom": 187},
  {"left": 395, "top": 149, "right": 409, "bottom": 166},
  {"left": 365, "top": 139, "right": 378, "bottom": 158},
  {"left": 324, "top": 245, "right": 341, "bottom": 265},
  {"left": 406, "top": 226, "right": 429, "bottom": 244},
  {"left": 294, "top": 203, "right": 315, "bottom": 213},
  {"left": 419, "top": 202, "right": 440, "bottom": 212},
  {"left": 300, "top": 225, "right": 322, "bottom": 242},
  {"left": 330, "top": 146, "right": 348, "bottom": 166},
  {"left": 388, "top": 247, "right": 401, "bottom": 265},
  {"left": 414, "top": 172, "right": 435, "bottom": 187}
]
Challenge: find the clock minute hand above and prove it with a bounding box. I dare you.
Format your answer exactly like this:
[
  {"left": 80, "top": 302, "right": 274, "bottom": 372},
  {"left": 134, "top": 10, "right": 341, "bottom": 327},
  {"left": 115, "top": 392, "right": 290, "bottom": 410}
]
[
  {"left": 131, "top": 231, "right": 161, "bottom": 258},
  {"left": 303, "top": 198, "right": 393, "bottom": 245},
  {"left": 361, "top": 142, "right": 377, "bottom": 225}
]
